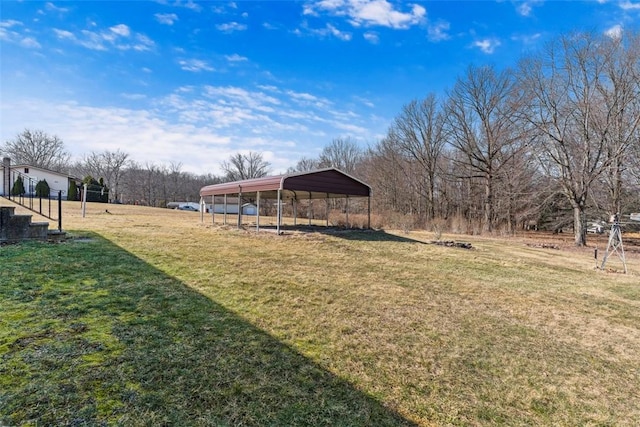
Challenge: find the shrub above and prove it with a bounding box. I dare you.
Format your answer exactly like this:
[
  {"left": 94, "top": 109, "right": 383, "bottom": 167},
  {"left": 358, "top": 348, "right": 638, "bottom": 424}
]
[
  {"left": 35, "top": 179, "right": 50, "bottom": 198},
  {"left": 68, "top": 180, "right": 78, "bottom": 201},
  {"left": 11, "top": 176, "right": 25, "bottom": 196}
]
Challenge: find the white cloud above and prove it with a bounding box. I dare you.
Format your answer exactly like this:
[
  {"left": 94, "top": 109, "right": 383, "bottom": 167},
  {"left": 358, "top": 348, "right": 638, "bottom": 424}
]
[
  {"left": 109, "top": 24, "right": 131, "bottom": 38},
  {"left": 363, "top": 31, "right": 379, "bottom": 43},
  {"left": 0, "top": 20, "right": 23, "bottom": 29},
  {"left": 162, "top": 0, "right": 202, "bottom": 12},
  {"left": 286, "top": 90, "right": 328, "bottom": 105},
  {"left": 53, "top": 28, "right": 74, "bottom": 40},
  {"left": 0, "top": 20, "right": 41, "bottom": 49},
  {"left": 518, "top": 3, "right": 532, "bottom": 16},
  {"left": 44, "top": 2, "right": 70, "bottom": 14},
  {"left": 53, "top": 24, "right": 155, "bottom": 51},
  {"left": 178, "top": 59, "right": 214, "bottom": 72},
  {"left": 202, "top": 86, "right": 281, "bottom": 109},
  {"left": 472, "top": 38, "right": 501, "bottom": 54},
  {"left": 225, "top": 53, "right": 248, "bottom": 62},
  {"left": 511, "top": 32, "right": 542, "bottom": 45},
  {"left": 605, "top": 24, "right": 623, "bottom": 39},
  {"left": 1, "top": 98, "right": 231, "bottom": 174},
  {"left": 427, "top": 21, "right": 450, "bottom": 42},
  {"left": 353, "top": 95, "right": 375, "bottom": 108},
  {"left": 155, "top": 13, "right": 179, "bottom": 25},
  {"left": 1, "top": 80, "right": 381, "bottom": 175},
  {"left": 619, "top": 1, "right": 640, "bottom": 10},
  {"left": 326, "top": 23, "right": 352, "bottom": 40},
  {"left": 20, "top": 37, "right": 41, "bottom": 49},
  {"left": 307, "top": 0, "right": 426, "bottom": 29},
  {"left": 515, "top": 0, "right": 543, "bottom": 16},
  {"left": 300, "top": 21, "right": 352, "bottom": 40},
  {"left": 216, "top": 22, "right": 247, "bottom": 32},
  {"left": 121, "top": 93, "right": 147, "bottom": 101}
]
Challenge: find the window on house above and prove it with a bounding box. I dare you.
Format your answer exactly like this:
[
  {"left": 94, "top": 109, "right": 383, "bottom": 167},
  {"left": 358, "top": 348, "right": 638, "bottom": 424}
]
[{"left": 24, "top": 168, "right": 29, "bottom": 173}]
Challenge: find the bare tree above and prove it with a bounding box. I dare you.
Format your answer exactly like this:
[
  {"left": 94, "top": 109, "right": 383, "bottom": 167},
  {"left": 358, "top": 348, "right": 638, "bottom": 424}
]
[
  {"left": 2, "top": 129, "right": 71, "bottom": 172},
  {"left": 445, "top": 64, "right": 525, "bottom": 232},
  {"left": 287, "top": 157, "right": 320, "bottom": 173},
  {"left": 629, "top": 136, "right": 640, "bottom": 190},
  {"left": 119, "top": 160, "right": 216, "bottom": 206},
  {"left": 518, "top": 32, "right": 639, "bottom": 246},
  {"left": 364, "top": 136, "right": 412, "bottom": 215},
  {"left": 317, "top": 138, "right": 363, "bottom": 175},
  {"left": 389, "top": 94, "right": 446, "bottom": 220},
  {"left": 167, "top": 161, "right": 184, "bottom": 203},
  {"left": 221, "top": 152, "right": 271, "bottom": 181},
  {"left": 82, "top": 149, "right": 130, "bottom": 202},
  {"left": 594, "top": 32, "right": 640, "bottom": 216}
]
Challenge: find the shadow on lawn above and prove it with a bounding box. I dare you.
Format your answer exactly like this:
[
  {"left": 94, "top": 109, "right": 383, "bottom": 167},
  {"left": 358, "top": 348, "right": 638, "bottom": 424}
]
[
  {"left": 260, "top": 224, "right": 428, "bottom": 244},
  {"left": 1, "top": 233, "right": 416, "bottom": 426}
]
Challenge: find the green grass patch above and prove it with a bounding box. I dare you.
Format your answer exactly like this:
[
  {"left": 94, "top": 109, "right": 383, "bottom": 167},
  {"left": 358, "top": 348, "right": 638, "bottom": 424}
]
[
  {"left": 0, "top": 234, "right": 412, "bottom": 426},
  {"left": 2, "top": 202, "right": 640, "bottom": 425}
]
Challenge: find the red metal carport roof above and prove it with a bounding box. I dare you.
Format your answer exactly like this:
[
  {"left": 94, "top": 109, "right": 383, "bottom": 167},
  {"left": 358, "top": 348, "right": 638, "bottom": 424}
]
[{"left": 200, "top": 168, "right": 371, "bottom": 200}]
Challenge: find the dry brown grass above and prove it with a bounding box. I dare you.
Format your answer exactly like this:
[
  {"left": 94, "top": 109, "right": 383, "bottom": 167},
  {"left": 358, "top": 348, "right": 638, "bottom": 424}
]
[{"left": 4, "top": 199, "right": 640, "bottom": 425}]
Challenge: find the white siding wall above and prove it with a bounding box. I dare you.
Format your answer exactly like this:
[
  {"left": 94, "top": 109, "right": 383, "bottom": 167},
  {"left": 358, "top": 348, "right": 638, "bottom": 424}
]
[{"left": 2, "top": 166, "right": 70, "bottom": 198}]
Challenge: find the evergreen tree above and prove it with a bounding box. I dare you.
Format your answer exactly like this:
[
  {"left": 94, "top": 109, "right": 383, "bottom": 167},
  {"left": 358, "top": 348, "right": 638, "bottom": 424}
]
[
  {"left": 11, "top": 176, "right": 25, "bottom": 196},
  {"left": 82, "top": 175, "right": 109, "bottom": 203},
  {"left": 35, "top": 179, "right": 50, "bottom": 198},
  {"left": 68, "top": 180, "right": 78, "bottom": 201}
]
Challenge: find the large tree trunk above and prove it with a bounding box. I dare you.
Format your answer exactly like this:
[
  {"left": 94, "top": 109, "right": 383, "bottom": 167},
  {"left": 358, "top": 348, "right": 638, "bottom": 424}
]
[
  {"left": 573, "top": 205, "right": 586, "bottom": 247},
  {"left": 483, "top": 174, "right": 493, "bottom": 233}
]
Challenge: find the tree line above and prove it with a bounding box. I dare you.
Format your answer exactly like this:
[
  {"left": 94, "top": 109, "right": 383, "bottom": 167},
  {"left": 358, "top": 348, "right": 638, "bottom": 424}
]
[
  {"left": 2, "top": 31, "right": 639, "bottom": 246},
  {"left": 286, "top": 32, "right": 640, "bottom": 246}
]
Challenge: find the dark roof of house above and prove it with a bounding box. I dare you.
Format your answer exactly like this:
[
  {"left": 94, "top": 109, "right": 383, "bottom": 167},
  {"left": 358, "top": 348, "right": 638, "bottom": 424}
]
[{"left": 200, "top": 168, "right": 371, "bottom": 200}]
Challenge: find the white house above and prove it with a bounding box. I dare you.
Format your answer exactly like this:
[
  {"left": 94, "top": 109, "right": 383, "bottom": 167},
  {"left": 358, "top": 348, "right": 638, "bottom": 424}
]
[
  {"left": 1, "top": 158, "right": 77, "bottom": 199},
  {"left": 215, "top": 202, "right": 257, "bottom": 215}
]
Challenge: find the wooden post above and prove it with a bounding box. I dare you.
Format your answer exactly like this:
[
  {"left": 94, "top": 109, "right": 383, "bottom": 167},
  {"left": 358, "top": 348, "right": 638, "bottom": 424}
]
[
  {"left": 211, "top": 195, "right": 215, "bottom": 224},
  {"left": 82, "top": 183, "right": 87, "bottom": 218}
]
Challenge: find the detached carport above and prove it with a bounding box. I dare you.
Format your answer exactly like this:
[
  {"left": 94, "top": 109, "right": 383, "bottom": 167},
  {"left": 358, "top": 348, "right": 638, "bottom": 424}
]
[{"left": 199, "top": 168, "right": 372, "bottom": 233}]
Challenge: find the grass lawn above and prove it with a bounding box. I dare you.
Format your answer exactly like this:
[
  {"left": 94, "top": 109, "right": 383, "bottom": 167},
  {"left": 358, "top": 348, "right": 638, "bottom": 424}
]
[{"left": 2, "top": 201, "right": 640, "bottom": 426}]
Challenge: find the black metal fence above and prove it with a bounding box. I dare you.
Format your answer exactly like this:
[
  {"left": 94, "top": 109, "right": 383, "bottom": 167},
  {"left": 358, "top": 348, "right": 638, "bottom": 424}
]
[{"left": 2, "top": 168, "right": 63, "bottom": 231}]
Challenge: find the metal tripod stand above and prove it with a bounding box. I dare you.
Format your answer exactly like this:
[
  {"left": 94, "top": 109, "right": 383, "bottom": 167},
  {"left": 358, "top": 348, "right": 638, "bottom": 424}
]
[{"left": 600, "top": 215, "right": 626, "bottom": 273}]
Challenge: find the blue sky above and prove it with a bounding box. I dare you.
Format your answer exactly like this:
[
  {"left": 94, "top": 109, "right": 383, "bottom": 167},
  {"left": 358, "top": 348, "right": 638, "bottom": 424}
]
[{"left": 2, "top": 1, "right": 639, "bottom": 175}]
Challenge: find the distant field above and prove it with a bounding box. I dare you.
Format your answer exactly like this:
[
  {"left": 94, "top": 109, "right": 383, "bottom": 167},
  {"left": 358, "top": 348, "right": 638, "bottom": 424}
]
[{"left": 2, "top": 200, "right": 640, "bottom": 426}]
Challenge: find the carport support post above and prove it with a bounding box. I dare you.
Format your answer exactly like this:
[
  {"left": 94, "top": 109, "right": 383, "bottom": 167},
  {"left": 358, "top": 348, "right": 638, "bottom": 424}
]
[
  {"left": 276, "top": 189, "right": 281, "bottom": 235},
  {"left": 346, "top": 195, "right": 349, "bottom": 228},
  {"left": 293, "top": 198, "right": 297, "bottom": 226},
  {"left": 237, "top": 188, "right": 242, "bottom": 229},
  {"left": 326, "top": 194, "right": 330, "bottom": 226},
  {"left": 256, "top": 191, "right": 260, "bottom": 232},
  {"left": 223, "top": 195, "right": 227, "bottom": 225},
  {"left": 308, "top": 191, "right": 312, "bottom": 226},
  {"left": 199, "top": 197, "right": 204, "bottom": 223}
]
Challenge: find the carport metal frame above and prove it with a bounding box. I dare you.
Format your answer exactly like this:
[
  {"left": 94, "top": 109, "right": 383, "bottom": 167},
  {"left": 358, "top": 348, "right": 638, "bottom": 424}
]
[{"left": 199, "top": 168, "right": 372, "bottom": 233}]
